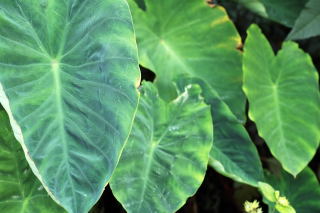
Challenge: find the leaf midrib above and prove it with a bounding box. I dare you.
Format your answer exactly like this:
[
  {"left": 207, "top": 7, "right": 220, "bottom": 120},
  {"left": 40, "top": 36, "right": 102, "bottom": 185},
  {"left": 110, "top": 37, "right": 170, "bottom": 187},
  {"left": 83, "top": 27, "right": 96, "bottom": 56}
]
[{"left": 51, "top": 60, "right": 76, "bottom": 210}]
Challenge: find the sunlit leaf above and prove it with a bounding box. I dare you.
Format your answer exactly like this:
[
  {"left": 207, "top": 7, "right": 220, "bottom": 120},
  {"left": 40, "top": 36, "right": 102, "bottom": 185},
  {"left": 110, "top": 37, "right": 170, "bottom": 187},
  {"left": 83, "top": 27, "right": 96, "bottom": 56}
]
[{"left": 243, "top": 25, "right": 320, "bottom": 176}]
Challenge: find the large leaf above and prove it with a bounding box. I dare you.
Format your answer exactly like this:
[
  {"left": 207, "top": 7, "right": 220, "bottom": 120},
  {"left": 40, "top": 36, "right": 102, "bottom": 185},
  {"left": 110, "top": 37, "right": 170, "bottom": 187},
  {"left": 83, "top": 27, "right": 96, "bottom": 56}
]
[
  {"left": 287, "top": 0, "right": 320, "bottom": 40},
  {"left": 128, "top": 0, "right": 245, "bottom": 120},
  {"left": 110, "top": 82, "right": 213, "bottom": 213},
  {"left": 265, "top": 167, "right": 320, "bottom": 213},
  {"left": 0, "top": 107, "right": 65, "bottom": 213},
  {"left": 176, "top": 78, "right": 264, "bottom": 187},
  {"left": 243, "top": 25, "right": 320, "bottom": 176},
  {"left": 0, "top": 1, "right": 140, "bottom": 212},
  {"left": 234, "top": 0, "right": 308, "bottom": 27},
  {"left": 129, "top": 0, "right": 263, "bottom": 187}
]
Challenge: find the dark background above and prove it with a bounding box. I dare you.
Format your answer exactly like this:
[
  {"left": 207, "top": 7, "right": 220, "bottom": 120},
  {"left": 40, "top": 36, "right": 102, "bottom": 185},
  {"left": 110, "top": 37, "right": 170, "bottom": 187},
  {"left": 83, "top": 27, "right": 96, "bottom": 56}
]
[{"left": 90, "top": 1, "right": 320, "bottom": 212}]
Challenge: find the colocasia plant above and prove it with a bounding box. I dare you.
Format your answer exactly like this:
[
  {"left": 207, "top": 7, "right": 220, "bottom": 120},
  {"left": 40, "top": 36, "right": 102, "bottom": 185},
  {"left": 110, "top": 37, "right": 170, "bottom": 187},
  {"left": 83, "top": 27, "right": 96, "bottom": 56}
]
[{"left": 0, "top": 0, "right": 319, "bottom": 213}]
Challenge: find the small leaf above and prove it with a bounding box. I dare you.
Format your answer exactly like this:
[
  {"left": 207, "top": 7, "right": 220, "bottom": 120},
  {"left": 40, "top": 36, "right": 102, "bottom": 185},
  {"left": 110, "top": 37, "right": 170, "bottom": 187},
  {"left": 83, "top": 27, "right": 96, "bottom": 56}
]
[
  {"left": 0, "top": 108, "right": 65, "bottom": 213},
  {"left": 287, "top": 0, "right": 320, "bottom": 40},
  {"left": 243, "top": 25, "right": 320, "bottom": 176},
  {"left": 110, "top": 82, "right": 213, "bottom": 213},
  {"left": 258, "top": 182, "right": 277, "bottom": 203}
]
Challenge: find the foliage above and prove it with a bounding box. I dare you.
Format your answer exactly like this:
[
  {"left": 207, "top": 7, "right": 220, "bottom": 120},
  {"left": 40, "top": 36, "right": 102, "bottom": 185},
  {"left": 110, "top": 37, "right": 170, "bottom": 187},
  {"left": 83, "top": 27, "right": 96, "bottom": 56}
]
[
  {"left": 0, "top": 0, "right": 140, "bottom": 212},
  {"left": 0, "top": 107, "right": 65, "bottom": 213},
  {"left": 110, "top": 82, "right": 213, "bottom": 213},
  {"left": 243, "top": 25, "right": 320, "bottom": 176},
  {"left": 0, "top": 0, "right": 319, "bottom": 213},
  {"left": 232, "top": 0, "right": 320, "bottom": 40}
]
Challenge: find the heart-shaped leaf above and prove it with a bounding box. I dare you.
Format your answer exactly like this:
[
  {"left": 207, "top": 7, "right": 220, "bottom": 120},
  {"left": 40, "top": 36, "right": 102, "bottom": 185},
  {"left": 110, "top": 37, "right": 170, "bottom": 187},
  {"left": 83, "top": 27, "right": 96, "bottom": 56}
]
[
  {"left": 110, "top": 82, "right": 213, "bottom": 213},
  {"left": 129, "top": 0, "right": 263, "bottom": 187},
  {"left": 0, "top": 1, "right": 140, "bottom": 212},
  {"left": 128, "top": 0, "right": 245, "bottom": 119},
  {"left": 243, "top": 25, "right": 320, "bottom": 176}
]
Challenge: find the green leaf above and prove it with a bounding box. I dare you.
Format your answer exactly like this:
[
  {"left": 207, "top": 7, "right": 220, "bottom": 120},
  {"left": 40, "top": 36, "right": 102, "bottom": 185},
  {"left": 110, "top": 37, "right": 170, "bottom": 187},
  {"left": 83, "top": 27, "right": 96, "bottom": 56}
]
[
  {"left": 266, "top": 167, "right": 320, "bottom": 213},
  {"left": 243, "top": 25, "right": 320, "bottom": 176},
  {"left": 258, "top": 182, "right": 296, "bottom": 213},
  {"left": 0, "top": 108, "right": 65, "bottom": 213},
  {"left": 236, "top": 0, "right": 268, "bottom": 18},
  {"left": 128, "top": 0, "right": 245, "bottom": 120},
  {"left": 287, "top": 0, "right": 320, "bottom": 40},
  {"left": 235, "top": 0, "right": 308, "bottom": 27},
  {"left": 129, "top": 0, "right": 263, "bottom": 187},
  {"left": 0, "top": 1, "right": 140, "bottom": 212},
  {"left": 177, "top": 78, "right": 264, "bottom": 187},
  {"left": 110, "top": 82, "right": 213, "bottom": 213},
  {"left": 258, "top": 182, "right": 277, "bottom": 203}
]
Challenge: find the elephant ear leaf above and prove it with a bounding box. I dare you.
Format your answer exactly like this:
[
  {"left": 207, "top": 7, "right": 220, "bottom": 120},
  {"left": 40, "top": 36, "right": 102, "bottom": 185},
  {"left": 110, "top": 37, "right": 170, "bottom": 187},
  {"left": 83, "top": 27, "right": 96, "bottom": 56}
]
[
  {"left": 129, "top": 0, "right": 264, "bottom": 188},
  {"left": 0, "top": 107, "right": 65, "bottom": 213},
  {"left": 0, "top": 1, "right": 140, "bottom": 212},
  {"left": 243, "top": 25, "right": 320, "bottom": 176},
  {"left": 110, "top": 82, "right": 213, "bottom": 213},
  {"left": 128, "top": 0, "right": 245, "bottom": 120}
]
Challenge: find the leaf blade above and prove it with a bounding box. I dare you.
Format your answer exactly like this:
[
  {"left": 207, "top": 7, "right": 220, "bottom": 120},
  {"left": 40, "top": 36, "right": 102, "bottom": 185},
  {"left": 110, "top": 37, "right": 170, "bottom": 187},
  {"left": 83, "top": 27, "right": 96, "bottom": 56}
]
[
  {"left": 243, "top": 25, "right": 320, "bottom": 175},
  {"left": 0, "top": 1, "right": 140, "bottom": 212},
  {"left": 110, "top": 82, "right": 213, "bottom": 213},
  {"left": 0, "top": 108, "right": 65, "bottom": 213}
]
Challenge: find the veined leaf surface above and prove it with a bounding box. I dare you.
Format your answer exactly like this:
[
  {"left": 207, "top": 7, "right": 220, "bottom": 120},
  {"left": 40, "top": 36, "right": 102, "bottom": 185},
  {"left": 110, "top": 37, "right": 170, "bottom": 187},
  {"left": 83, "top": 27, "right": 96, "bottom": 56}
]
[
  {"left": 128, "top": 0, "right": 245, "bottom": 120},
  {"left": 243, "top": 25, "right": 320, "bottom": 176},
  {"left": 110, "top": 82, "right": 213, "bottom": 213},
  {"left": 0, "top": 107, "right": 65, "bottom": 213},
  {"left": 176, "top": 78, "right": 264, "bottom": 187},
  {"left": 129, "top": 0, "right": 263, "bottom": 187},
  {"left": 0, "top": 1, "right": 140, "bottom": 212}
]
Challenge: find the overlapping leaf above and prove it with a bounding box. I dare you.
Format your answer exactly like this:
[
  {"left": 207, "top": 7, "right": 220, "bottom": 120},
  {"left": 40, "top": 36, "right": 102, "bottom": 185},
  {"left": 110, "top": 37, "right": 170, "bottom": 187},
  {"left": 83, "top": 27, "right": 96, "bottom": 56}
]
[
  {"left": 287, "top": 0, "right": 320, "bottom": 40},
  {"left": 129, "top": 0, "right": 263, "bottom": 187},
  {"left": 110, "top": 82, "right": 213, "bottom": 213},
  {"left": 0, "top": 108, "right": 65, "bottom": 213},
  {"left": 233, "top": 0, "right": 308, "bottom": 27},
  {"left": 243, "top": 25, "right": 320, "bottom": 176},
  {"left": 128, "top": 0, "right": 244, "bottom": 118},
  {"left": 176, "top": 78, "right": 264, "bottom": 187},
  {"left": 265, "top": 167, "right": 320, "bottom": 213},
  {"left": 0, "top": 1, "right": 140, "bottom": 212}
]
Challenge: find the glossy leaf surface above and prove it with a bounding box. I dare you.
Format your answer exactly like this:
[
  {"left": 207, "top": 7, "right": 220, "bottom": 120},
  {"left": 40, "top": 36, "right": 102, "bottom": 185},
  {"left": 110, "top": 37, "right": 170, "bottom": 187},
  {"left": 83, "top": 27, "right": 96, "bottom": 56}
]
[
  {"left": 0, "top": 1, "right": 140, "bottom": 212},
  {"left": 243, "top": 25, "right": 320, "bottom": 176},
  {"left": 266, "top": 167, "right": 320, "bottom": 213},
  {"left": 129, "top": 0, "right": 263, "bottom": 187},
  {"left": 110, "top": 82, "right": 213, "bottom": 213},
  {"left": 128, "top": 0, "right": 245, "bottom": 120},
  {"left": 176, "top": 78, "right": 264, "bottom": 187},
  {"left": 0, "top": 108, "right": 65, "bottom": 213},
  {"left": 287, "top": 0, "right": 320, "bottom": 40}
]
